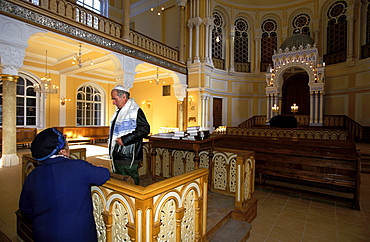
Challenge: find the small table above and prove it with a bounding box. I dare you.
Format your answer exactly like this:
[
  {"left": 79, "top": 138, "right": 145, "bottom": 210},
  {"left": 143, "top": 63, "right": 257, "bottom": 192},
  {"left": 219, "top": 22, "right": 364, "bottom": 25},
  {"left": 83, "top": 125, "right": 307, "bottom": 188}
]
[{"left": 149, "top": 136, "right": 219, "bottom": 185}]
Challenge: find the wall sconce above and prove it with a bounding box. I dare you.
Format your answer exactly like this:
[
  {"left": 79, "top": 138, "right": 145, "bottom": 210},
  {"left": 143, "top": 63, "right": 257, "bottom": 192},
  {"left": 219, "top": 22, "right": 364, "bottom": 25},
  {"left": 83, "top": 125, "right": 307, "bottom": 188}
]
[
  {"left": 272, "top": 104, "right": 279, "bottom": 116},
  {"left": 142, "top": 100, "right": 151, "bottom": 108},
  {"left": 291, "top": 103, "right": 298, "bottom": 115},
  {"left": 60, "top": 97, "right": 71, "bottom": 106},
  {"left": 188, "top": 95, "right": 195, "bottom": 110}
]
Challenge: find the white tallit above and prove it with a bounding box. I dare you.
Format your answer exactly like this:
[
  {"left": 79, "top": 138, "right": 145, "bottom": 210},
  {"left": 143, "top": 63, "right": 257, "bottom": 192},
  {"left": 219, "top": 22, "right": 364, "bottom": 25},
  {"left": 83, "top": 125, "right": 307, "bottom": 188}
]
[{"left": 109, "top": 98, "right": 139, "bottom": 158}]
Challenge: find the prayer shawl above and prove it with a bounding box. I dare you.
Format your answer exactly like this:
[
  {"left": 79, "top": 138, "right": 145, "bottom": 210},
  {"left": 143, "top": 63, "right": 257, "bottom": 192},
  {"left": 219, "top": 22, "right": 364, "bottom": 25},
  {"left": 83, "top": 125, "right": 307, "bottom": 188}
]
[{"left": 109, "top": 98, "right": 139, "bottom": 168}]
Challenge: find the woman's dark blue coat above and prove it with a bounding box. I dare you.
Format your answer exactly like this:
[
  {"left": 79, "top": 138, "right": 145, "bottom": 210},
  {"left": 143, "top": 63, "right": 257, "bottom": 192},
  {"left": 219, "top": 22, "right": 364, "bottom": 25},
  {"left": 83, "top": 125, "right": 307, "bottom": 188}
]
[{"left": 19, "top": 156, "right": 110, "bottom": 242}]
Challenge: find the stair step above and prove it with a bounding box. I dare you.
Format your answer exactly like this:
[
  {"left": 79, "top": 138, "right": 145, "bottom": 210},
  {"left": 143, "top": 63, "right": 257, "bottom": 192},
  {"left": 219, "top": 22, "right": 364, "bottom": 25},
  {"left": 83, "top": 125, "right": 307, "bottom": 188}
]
[{"left": 208, "top": 218, "right": 251, "bottom": 242}]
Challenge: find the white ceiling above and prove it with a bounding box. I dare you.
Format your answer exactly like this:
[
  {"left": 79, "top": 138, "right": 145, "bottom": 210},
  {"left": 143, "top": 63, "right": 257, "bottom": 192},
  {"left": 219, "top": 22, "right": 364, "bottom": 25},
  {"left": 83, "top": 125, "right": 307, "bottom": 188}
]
[{"left": 23, "top": 32, "right": 167, "bottom": 84}]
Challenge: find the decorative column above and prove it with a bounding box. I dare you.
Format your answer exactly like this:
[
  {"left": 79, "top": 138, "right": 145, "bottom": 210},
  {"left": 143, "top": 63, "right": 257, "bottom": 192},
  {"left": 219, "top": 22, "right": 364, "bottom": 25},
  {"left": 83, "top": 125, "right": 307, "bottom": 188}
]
[
  {"left": 347, "top": 4, "right": 355, "bottom": 60},
  {"left": 310, "top": 91, "right": 314, "bottom": 124},
  {"left": 229, "top": 25, "right": 235, "bottom": 73},
  {"left": 194, "top": 18, "right": 202, "bottom": 63},
  {"left": 187, "top": 22, "right": 194, "bottom": 65},
  {"left": 122, "top": 0, "right": 131, "bottom": 42},
  {"left": 200, "top": 93, "right": 209, "bottom": 129},
  {"left": 203, "top": 17, "right": 213, "bottom": 65},
  {"left": 1, "top": 75, "right": 19, "bottom": 167},
  {"left": 173, "top": 83, "right": 187, "bottom": 131},
  {"left": 254, "top": 35, "right": 260, "bottom": 72},
  {"left": 177, "top": 0, "right": 187, "bottom": 63},
  {"left": 111, "top": 54, "right": 138, "bottom": 91},
  {"left": 314, "top": 91, "right": 319, "bottom": 123},
  {"left": 319, "top": 91, "right": 324, "bottom": 124}
]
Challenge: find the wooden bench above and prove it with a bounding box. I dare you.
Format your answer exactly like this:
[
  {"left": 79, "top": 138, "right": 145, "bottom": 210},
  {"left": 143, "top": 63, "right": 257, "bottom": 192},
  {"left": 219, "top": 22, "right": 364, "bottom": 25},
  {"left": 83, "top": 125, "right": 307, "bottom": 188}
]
[
  {"left": 0, "top": 128, "right": 37, "bottom": 147},
  {"left": 54, "top": 126, "right": 109, "bottom": 144},
  {"left": 214, "top": 135, "right": 361, "bottom": 209}
]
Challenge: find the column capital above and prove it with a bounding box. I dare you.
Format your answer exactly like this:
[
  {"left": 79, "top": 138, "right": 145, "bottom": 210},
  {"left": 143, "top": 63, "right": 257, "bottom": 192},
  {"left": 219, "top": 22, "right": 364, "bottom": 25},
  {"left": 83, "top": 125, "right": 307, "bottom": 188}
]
[
  {"left": 0, "top": 42, "right": 26, "bottom": 75},
  {"left": 0, "top": 74, "right": 19, "bottom": 82},
  {"left": 173, "top": 83, "right": 187, "bottom": 101},
  {"left": 176, "top": 0, "right": 187, "bottom": 7}
]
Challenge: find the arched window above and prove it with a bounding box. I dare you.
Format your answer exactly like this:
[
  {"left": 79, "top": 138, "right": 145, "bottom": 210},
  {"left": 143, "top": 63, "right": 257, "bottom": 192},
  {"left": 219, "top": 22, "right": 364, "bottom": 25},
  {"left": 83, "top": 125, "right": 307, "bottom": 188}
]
[
  {"left": 361, "top": 0, "right": 370, "bottom": 59},
  {"left": 292, "top": 13, "right": 311, "bottom": 35},
  {"left": 260, "top": 19, "right": 278, "bottom": 72},
  {"left": 1, "top": 73, "right": 39, "bottom": 127},
  {"left": 324, "top": 1, "right": 348, "bottom": 65},
  {"left": 234, "top": 18, "right": 250, "bottom": 72},
  {"left": 76, "top": 84, "right": 103, "bottom": 126},
  {"left": 212, "top": 12, "right": 225, "bottom": 70}
]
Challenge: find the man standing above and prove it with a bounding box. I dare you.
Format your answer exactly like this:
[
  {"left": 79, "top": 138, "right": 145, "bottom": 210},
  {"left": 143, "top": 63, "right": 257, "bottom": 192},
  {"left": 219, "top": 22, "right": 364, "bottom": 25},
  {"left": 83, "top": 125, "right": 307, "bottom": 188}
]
[{"left": 109, "top": 85, "right": 150, "bottom": 185}]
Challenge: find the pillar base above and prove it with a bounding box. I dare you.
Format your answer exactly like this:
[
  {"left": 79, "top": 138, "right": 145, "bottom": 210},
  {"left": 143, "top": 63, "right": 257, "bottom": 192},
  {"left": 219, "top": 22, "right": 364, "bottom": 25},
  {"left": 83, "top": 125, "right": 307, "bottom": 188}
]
[{"left": 1, "top": 153, "right": 19, "bottom": 167}]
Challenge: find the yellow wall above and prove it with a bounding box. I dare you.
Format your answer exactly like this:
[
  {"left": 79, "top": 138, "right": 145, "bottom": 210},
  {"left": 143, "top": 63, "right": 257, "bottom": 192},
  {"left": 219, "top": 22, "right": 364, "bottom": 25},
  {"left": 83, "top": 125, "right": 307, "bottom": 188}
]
[{"left": 130, "top": 79, "right": 178, "bottom": 134}]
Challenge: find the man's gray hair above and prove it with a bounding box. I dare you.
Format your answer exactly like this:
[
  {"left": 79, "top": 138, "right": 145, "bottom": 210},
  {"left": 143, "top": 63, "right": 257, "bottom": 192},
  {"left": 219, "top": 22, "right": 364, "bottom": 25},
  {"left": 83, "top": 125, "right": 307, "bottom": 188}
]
[{"left": 113, "top": 85, "right": 130, "bottom": 98}]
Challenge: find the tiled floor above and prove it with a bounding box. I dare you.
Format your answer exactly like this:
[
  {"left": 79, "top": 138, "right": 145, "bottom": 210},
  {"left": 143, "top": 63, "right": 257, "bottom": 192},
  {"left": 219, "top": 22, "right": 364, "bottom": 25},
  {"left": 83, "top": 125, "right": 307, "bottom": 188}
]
[{"left": 0, "top": 144, "right": 370, "bottom": 241}]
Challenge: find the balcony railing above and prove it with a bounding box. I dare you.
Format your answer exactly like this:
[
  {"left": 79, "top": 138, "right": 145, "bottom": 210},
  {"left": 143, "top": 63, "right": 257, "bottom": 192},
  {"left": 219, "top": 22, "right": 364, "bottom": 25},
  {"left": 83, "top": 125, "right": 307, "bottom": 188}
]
[
  {"left": 8, "top": 0, "right": 180, "bottom": 62},
  {"left": 234, "top": 62, "right": 250, "bottom": 72}
]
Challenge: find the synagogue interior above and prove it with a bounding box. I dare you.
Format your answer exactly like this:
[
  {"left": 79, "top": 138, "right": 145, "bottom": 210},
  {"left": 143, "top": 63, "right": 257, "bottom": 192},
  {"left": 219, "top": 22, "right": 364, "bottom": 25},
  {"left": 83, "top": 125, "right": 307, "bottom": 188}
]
[{"left": 0, "top": 0, "right": 370, "bottom": 241}]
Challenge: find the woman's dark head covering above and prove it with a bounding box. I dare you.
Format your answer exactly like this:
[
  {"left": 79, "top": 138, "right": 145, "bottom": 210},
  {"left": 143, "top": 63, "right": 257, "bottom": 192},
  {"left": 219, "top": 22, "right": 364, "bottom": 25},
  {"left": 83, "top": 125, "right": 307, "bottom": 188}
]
[{"left": 31, "top": 128, "right": 66, "bottom": 161}]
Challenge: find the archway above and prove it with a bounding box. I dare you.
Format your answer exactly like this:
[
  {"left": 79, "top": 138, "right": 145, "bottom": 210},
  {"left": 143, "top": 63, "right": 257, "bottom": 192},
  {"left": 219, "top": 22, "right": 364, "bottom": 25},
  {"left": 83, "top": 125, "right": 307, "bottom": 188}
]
[{"left": 281, "top": 74, "right": 309, "bottom": 115}]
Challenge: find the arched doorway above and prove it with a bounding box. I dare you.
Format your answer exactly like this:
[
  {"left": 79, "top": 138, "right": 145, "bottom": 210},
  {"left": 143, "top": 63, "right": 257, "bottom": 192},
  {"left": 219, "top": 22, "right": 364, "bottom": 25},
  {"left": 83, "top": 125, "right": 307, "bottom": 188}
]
[{"left": 282, "top": 74, "right": 309, "bottom": 115}]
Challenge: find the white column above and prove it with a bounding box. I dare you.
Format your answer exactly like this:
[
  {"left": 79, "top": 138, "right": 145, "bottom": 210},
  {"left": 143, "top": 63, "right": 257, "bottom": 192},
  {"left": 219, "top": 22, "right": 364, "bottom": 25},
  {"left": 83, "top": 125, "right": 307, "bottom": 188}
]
[
  {"left": 310, "top": 91, "right": 314, "bottom": 124},
  {"left": 187, "top": 22, "right": 194, "bottom": 64},
  {"left": 203, "top": 18, "right": 212, "bottom": 65},
  {"left": 200, "top": 93, "right": 209, "bottom": 129},
  {"left": 319, "top": 91, "right": 324, "bottom": 124},
  {"left": 194, "top": 19, "right": 202, "bottom": 63},
  {"left": 314, "top": 91, "right": 319, "bottom": 123}
]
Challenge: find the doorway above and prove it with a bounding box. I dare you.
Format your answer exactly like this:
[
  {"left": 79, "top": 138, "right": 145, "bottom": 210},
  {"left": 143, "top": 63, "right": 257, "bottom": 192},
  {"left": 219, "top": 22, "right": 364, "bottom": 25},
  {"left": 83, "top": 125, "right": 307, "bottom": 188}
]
[
  {"left": 213, "top": 98, "right": 222, "bottom": 128},
  {"left": 282, "top": 74, "right": 309, "bottom": 115}
]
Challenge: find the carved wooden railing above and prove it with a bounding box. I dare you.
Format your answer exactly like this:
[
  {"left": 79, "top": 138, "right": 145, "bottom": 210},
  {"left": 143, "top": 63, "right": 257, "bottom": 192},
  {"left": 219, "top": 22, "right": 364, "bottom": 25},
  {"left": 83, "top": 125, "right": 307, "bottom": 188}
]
[
  {"left": 238, "top": 115, "right": 267, "bottom": 127},
  {"left": 237, "top": 115, "right": 364, "bottom": 141},
  {"left": 151, "top": 146, "right": 256, "bottom": 214},
  {"left": 323, "top": 115, "right": 363, "bottom": 141},
  {"left": 214, "top": 126, "right": 350, "bottom": 141},
  {"left": 13, "top": 0, "right": 179, "bottom": 62}
]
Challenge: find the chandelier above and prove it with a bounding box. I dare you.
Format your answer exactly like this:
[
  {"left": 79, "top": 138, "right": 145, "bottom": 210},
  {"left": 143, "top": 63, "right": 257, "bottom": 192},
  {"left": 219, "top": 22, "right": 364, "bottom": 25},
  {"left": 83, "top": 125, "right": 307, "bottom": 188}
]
[
  {"left": 150, "top": 68, "right": 166, "bottom": 85},
  {"left": 150, "top": 1, "right": 165, "bottom": 15},
  {"left": 72, "top": 44, "right": 94, "bottom": 68},
  {"left": 34, "top": 50, "right": 58, "bottom": 94}
]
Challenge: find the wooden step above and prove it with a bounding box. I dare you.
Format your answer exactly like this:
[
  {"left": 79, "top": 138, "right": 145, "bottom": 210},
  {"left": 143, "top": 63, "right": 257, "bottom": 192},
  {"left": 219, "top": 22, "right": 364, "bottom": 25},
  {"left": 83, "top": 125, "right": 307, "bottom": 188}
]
[{"left": 207, "top": 218, "right": 251, "bottom": 242}]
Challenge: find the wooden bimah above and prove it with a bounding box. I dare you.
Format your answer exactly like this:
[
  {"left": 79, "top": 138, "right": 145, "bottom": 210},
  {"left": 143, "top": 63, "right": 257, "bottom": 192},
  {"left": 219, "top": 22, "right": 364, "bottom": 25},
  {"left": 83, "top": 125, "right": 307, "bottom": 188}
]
[{"left": 149, "top": 136, "right": 219, "bottom": 186}]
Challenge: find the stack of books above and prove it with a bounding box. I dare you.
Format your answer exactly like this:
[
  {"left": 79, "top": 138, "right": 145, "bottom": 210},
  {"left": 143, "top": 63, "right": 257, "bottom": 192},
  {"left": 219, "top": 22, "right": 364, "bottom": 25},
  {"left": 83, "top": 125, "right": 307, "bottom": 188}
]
[
  {"left": 172, "top": 131, "right": 186, "bottom": 140},
  {"left": 185, "top": 126, "right": 200, "bottom": 140}
]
